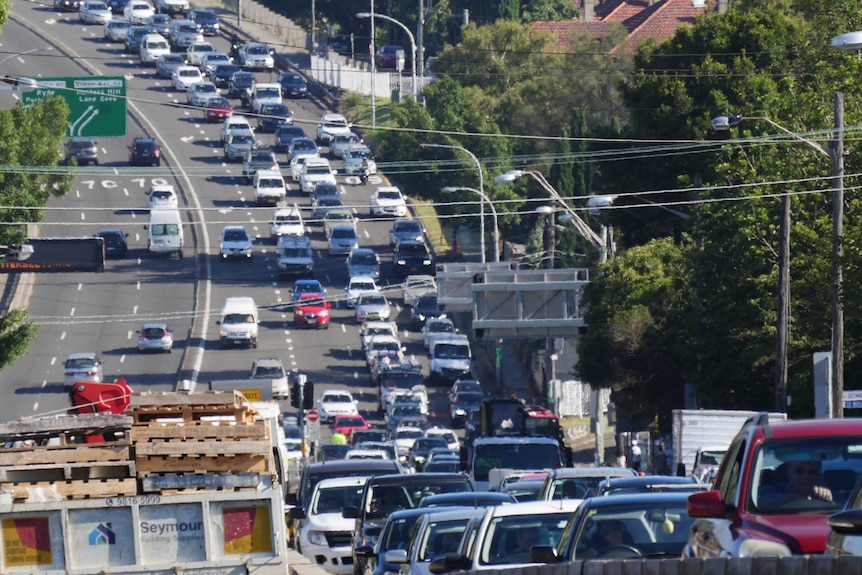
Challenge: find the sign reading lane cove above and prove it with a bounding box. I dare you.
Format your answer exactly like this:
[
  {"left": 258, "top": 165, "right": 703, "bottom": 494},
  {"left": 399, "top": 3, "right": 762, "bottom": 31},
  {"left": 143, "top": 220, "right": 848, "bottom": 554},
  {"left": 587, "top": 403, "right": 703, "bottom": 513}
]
[{"left": 21, "top": 76, "right": 126, "bottom": 138}]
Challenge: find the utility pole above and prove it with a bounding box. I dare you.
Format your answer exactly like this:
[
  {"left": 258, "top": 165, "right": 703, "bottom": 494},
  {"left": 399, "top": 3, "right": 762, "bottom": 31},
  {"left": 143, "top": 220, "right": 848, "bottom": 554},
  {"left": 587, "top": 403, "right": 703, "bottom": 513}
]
[
  {"left": 545, "top": 210, "right": 556, "bottom": 401},
  {"left": 831, "top": 92, "right": 845, "bottom": 418},
  {"left": 417, "top": 0, "right": 424, "bottom": 78},
  {"left": 775, "top": 193, "right": 790, "bottom": 412}
]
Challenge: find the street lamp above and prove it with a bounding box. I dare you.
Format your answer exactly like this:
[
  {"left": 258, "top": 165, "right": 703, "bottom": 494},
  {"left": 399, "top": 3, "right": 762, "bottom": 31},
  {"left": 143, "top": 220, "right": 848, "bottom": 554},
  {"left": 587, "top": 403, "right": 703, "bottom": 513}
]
[
  {"left": 442, "top": 186, "right": 499, "bottom": 263},
  {"left": 495, "top": 169, "right": 609, "bottom": 262},
  {"left": 422, "top": 143, "right": 490, "bottom": 262},
  {"left": 0, "top": 47, "right": 52, "bottom": 91},
  {"left": 357, "top": 12, "right": 417, "bottom": 100},
  {"left": 712, "top": 94, "right": 844, "bottom": 417}
]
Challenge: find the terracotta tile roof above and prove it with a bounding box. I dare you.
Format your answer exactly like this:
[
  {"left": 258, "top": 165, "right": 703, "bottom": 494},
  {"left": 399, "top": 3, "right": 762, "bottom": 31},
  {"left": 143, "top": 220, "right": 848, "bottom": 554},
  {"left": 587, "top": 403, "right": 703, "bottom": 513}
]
[{"left": 532, "top": 0, "right": 713, "bottom": 53}]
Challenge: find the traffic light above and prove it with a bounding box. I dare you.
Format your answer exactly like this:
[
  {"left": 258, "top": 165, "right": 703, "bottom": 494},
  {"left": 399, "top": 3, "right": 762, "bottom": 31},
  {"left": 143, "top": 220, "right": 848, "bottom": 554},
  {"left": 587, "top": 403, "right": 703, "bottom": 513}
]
[
  {"left": 302, "top": 379, "right": 314, "bottom": 410},
  {"left": 290, "top": 380, "right": 300, "bottom": 409}
]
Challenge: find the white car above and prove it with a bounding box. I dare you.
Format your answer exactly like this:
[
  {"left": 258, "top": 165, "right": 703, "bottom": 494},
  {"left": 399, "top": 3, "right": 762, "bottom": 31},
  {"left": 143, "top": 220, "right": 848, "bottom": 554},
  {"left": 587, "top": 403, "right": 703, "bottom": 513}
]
[
  {"left": 186, "top": 41, "right": 215, "bottom": 67},
  {"left": 123, "top": 0, "right": 154, "bottom": 24},
  {"left": 317, "top": 389, "right": 358, "bottom": 423},
  {"left": 254, "top": 170, "right": 287, "bottom": 206},
  {"left": 299, "top": 477, "right": 369, "bottom": 575},
  {"left": 346, "top": 276, "right": 379, "bottom": 309},
  {"left": 327, "top": 225, "right": 359, "bottom": 256},
  {"left": 139, "top": 33, "right": 171, "bottom": 66},
  {"left": 370, "top": 186, "right": 408, "bottom": 217},
  {"left": 79, "top": 1, "right": 111, "bottom": 24},
  {"left": 199, "top": 51, "right": 231, "bottom": 74},
  {"left": 343, "top": 145, "right": 377, "bottom": 175},
  {"left": 270, "top": 206, "right": 304, "bottom": 238},
  {"left": 359, "top": 320, "right": 398, "bottom": 349},
  {"left": 218, "top": 225, "right": 253, "bottom": 260},
  {"left": 316, "top": 113, "right": 352, "bottom": 144},
  {"left": 171, "top": 65, "right": 203, "bottom": 91},
  {"left": 422, "top": 317, "right": 457, "bottom": 349},
  {"left": 354, "top": 290, "right": 392, "bottom": 323},
  {"left": 221, "top": 114, "right": 253, "bottom": 142},
  {"left": 103, "top": 19, "right": 131, "bottom": 42},
  {"left": 147, "top": 183, "right": 178, "bottom": 210},
  {"left": 239, "top": 42, "right": 275, "bottom": 69},
  {"left": 364, "top": 335, "right": 404, "bottom": 367},
  {"left": 299, "top": 158, "right": 336, "bottom": 194},
  {"left": 424, "top": 427, "right": 460, "bottom": 452},
  {"left": 186, "top": 81, "right": 219, "bottom": 106},
  {"left": 323, "top": 209, "right": 357, "bottom": 239},
  {"left": 63, "top": 352, "right": 104, "bottom": 387},
  {"left": 392, "top": 426, "right": 424, "bottom": 460}
]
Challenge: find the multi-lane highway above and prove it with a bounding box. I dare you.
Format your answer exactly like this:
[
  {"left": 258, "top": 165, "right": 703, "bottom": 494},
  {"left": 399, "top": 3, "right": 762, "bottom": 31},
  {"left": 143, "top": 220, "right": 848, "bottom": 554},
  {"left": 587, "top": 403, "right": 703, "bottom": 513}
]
[{"left": 0, "top": 4, "right": 446, "bottom": 432}]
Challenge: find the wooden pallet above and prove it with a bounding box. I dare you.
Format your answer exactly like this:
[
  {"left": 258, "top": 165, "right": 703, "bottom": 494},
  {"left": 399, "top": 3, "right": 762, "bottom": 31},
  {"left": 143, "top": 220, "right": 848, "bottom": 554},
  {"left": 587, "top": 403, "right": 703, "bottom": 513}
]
[
  {"left": 128, "top": 391, "right": 256, "bottom": 424},
  {"left": 135, "top": 453, "right": 270, "bottom": 475},
  {"left": 2, "top": 477, "right": 137, "bottom": 502},
  {"left": 130, "top": 421, "right": 268, "bottom": 443}
]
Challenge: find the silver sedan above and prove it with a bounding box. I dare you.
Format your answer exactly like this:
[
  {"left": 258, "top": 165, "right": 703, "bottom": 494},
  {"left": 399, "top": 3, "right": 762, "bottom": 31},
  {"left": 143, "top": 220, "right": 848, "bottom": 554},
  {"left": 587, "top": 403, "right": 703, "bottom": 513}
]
[{"left": 136, "top": 323, "right": 174, "bottom": 353}]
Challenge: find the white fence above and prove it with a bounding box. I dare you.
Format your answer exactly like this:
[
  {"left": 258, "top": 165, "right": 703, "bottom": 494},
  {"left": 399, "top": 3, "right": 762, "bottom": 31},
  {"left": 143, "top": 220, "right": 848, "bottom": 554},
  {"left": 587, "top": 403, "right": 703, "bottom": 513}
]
[{"left": 309, "top": 55, "right": 394, "bottom": 99}]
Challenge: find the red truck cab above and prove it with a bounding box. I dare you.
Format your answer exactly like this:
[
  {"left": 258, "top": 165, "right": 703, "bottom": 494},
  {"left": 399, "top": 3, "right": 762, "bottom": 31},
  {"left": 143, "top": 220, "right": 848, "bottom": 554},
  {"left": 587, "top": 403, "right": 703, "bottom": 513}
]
[{"left": 686, "top": 415, "right": 862, "bottom": 557}]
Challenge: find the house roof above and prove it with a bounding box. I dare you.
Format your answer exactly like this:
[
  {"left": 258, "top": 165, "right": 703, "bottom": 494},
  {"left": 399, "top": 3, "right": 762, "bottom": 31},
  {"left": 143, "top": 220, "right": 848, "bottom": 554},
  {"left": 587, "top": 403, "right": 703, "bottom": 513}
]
[{"left": 532, "top": 0, "right": 713, "bottom": 53}]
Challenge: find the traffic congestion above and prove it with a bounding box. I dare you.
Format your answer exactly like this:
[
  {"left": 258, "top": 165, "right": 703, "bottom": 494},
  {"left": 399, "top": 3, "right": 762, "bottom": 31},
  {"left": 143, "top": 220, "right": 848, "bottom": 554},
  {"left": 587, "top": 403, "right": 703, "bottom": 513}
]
[{"left": 3, "top": 3, "right": 862, "bottom": 573}]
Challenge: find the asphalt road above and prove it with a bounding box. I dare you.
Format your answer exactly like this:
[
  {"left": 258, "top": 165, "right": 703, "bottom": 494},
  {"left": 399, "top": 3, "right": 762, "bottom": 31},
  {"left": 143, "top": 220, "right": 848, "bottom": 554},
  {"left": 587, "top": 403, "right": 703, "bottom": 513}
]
[{"left": 0, "top": 4, "right": 453, "bottom": 438}]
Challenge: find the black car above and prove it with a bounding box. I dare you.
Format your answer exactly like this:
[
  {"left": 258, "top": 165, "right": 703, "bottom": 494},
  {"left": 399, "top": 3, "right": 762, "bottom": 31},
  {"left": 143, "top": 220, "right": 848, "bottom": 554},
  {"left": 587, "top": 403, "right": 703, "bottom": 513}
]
[
  {"left": 257, "top": 103, "right": 292, "bottom": 133},
  {"left": 450, "top": 391, "right": 483, "bottom": 428},
  {"left": 97, "top": 228, "right": 128, "bottom": 258},
  {"left": 277, "top": 71, "right": 308, "bottom": 98},
  {"left": 128, "top": 137, "right": 162, "bottom": 166},
  {"left": 408, "top": 437, "right": 450, "bottom": 471},
  {"left": 274, "top": 125, "right": 307, "bottom": 153},
  {"left": 54, "top": 0, "right": 80, "bottom": 11},
  {"left": 393, "top": 240, "right": 434, "bottom": 278},
  {"left": 208, "top": 64, "right": 241, "bottom": 88},
  {"left": 188, "top": 9, "right": 219, "bottom": 35},
  {"left": 227, "top": 71, "right": 255, "bottom": 100},
  {"left": 106, "top": 0, "right": 125, "bottom": 12},
  {"left": 410, "top": 294, "right": 443, "bottom": 330},
  {"left": 64, "top": 137, "right": 99, "bottom": 165}
]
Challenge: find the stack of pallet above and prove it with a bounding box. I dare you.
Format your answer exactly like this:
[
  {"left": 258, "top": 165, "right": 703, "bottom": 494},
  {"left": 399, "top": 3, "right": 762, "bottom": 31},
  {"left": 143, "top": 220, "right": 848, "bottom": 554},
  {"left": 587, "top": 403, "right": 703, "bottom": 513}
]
[
  {"left": 0, "top": 414, "right": 137, "bottom": 502},
  {"left": 128, "top": 391, "right": 274, "bottom": 494}
]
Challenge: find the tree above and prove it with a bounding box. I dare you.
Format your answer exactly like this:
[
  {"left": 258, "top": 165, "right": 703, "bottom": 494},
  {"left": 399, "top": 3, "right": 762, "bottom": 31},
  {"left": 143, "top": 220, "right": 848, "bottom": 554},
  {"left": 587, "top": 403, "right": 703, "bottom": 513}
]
[
  {"left": 578, "top": 238, "right": 695, "bottom": 428},
  {"left": 522, "top": 0, "right": 579, "bottom": 22}
]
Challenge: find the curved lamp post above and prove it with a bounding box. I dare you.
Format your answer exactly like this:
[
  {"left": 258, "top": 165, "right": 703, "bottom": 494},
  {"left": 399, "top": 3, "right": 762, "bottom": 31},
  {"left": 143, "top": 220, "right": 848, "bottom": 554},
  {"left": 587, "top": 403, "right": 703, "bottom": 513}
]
[
  {"left": 0, "top": 47, "right": 52, "bottom": 90},
  {"left": 357, "top": 12, "right": 416, "bottom": 100},
  {"left": 495, "top": 169, "right": 609, "bottom": 262},
  {"left": 423, "top": 143, "right": 487, "bottom": 261},
  {"left": 442, "top": 186, "right": 499, "bottom": 263}
]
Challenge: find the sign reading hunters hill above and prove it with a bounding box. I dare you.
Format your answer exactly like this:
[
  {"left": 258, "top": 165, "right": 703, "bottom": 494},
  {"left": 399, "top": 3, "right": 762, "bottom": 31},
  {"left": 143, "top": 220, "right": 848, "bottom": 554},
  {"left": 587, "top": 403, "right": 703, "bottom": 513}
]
[{"left": 21, "top": 76, "right": 127, "bottom": 138}]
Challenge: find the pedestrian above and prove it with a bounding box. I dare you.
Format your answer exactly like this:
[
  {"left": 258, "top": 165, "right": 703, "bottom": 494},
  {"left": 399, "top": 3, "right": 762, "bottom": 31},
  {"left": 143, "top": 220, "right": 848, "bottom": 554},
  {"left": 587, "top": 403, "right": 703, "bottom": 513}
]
[
  {"left": 331, "top": 431, "right": 347, "bottom": 445},
  {"left": 631, "top": 439, "right": 642, "bottom": 473}
]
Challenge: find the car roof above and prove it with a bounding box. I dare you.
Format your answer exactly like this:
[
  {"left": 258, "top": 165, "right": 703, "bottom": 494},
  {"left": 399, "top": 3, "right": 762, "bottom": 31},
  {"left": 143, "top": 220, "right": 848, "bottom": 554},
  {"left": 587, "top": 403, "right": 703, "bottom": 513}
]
[
  {"left": 420, "top": 492, "right": 516, "bottom": 506},
  {"left": 141, "top": 322, "right": 168, "bottom": 329},
  {"left": 481, "top": 499, "right": 582, "bottom": 517},
  {"left": 305, "top": 459, "right": 399, "bottom": 472},
  {"left": 253, "top": 358, "right": 283, "bottom": 367},
  {"left": 313, "top": 476, "right": 371, "bottom": 490},
  {"left": 67, "top": 352, "right": 97, "bottom": 360},
  {"left": 579, "top": 491, "right": 694, "bottom": 509},
  {"left": 547, "top": 466, "right": 639, "bottom": 479},
  {"left": 366, "top": 472, "right": 472, "bottom": 486}
]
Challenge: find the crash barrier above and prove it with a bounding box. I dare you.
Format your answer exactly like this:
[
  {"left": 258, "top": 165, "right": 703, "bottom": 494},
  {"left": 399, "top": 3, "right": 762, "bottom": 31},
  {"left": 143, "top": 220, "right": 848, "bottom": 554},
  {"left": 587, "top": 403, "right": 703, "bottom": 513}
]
[{"left": 479, "top": 556, "right": 862, "bottom": 575}]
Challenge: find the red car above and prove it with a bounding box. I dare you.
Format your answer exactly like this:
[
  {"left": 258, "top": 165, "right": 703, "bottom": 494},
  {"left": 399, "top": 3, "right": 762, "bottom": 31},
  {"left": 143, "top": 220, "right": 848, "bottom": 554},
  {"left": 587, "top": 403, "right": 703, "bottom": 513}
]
[
  {"left": 375, "top": 45, "right": 406, "bottom": 70},
  {"left": 204, "top": 97, "right": 233, "bottom": 123},
  {"left": 686, "top": 416, "right": 862, "bottom": 557},
  {"left": 332, "top": 414, "right": 371, "bottom": 437},
  {"left": 294, "top": 292, "right": 332, "bottom": 329}
]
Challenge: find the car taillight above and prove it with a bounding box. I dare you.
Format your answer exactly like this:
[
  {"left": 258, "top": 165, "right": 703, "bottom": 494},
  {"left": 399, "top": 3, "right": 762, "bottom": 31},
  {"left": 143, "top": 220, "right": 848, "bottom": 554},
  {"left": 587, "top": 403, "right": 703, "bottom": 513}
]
[{"left": 154, "top": 149, "right": 160, "bottom": 156}]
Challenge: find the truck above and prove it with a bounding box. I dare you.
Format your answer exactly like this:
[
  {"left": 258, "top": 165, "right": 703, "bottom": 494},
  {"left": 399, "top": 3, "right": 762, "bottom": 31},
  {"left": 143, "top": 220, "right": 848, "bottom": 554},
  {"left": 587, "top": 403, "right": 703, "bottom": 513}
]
[
  {"left": 206, "top": 358, "right": 290, "bottom": 402},
  {"left": 460, "top": 397, "right": 571, "bottom": 491},
  {"left": 671, "top": 409, "right": 787, "bottom": 477},
  {"left": 374, "top": 358, "right": 423, "bottom": 412},
  {"left": 276, "top": 234, "right": 314, "bottom": 277},
  {"left": 0, "top": 391, "right": 289, "bottom": 575}
]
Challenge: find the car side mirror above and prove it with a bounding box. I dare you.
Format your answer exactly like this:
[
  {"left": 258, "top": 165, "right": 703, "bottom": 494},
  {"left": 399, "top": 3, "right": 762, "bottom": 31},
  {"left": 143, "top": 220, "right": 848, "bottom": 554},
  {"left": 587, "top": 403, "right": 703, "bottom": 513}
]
[
  {"left": 215, "top": 320, "right": 221, "bottom": 325},
  {"left": 287, "top": 507, "right": 306, "bottom": 519}
]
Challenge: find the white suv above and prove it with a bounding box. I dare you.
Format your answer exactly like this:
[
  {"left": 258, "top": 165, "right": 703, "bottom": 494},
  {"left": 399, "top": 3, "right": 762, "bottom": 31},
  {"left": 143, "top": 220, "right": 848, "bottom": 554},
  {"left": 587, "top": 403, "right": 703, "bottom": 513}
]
[
  {"left": 139, "top": 33, "right": 170, "bottom": 66},
  {"left": 219, "top": 225, "right": 253, "bottom": 260},
  {"left": 370, "top": 186, "right": 408, "bottom": 217}
]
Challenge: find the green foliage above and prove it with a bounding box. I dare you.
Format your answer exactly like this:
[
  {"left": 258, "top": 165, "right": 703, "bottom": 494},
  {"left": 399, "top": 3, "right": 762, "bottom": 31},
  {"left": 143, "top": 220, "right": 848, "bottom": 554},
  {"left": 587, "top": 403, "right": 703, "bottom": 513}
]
[
  {"left": 578, "top": 239, "right": 695, "bottom": 423},
  {"left": 522, "top": 0, "right": 579, "bottom": 22},
  {"left": 0, "top": 0, "right": 7, "bottom": 32},
  {"left": 0, "top": 97, "right": 72, "bottom": 247},
  {"left": 0, "top": 308, "right": 37, "bottom": 369}
]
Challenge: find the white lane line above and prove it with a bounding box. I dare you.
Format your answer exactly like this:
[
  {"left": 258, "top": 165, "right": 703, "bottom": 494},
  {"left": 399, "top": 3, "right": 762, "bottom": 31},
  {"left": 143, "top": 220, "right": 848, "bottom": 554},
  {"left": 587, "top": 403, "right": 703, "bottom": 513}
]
[
  {"left": 69, "top": 307, "right": 75, "bottom": 317},
  {"left": 127, "top": 330, "right": 133, "bottom": 340},
  {"left": 123, "top": 188, "right": 129, "bottom": 197},
  {"left": 81, "top": 212, "right": 85, "bottom": 220},
  {"left": 363, "top": 229, "right": 371, "bottom": 238},
  {"left": 120, "top": 354, "right": 126, "bottom": 363},
  {"left": 32, "top": 402, "right": 38, "bottom": 411},
  {"left": 135, "top": 233, "right": 140, "bottom": 242},
  {"left": 77, "top": 283, "right": 82, "bottom": 291},
  {"left": 354, "top": 371, "right": 359, "bottom": 379},
  {"left": 41, "top": 381, "right": 47, "bottom": 388},
  {"left": 136, "top": 281, "right": 141, "bottom": 290},
  {"left": 60, "top": 332, "right": 66, "bottom": 340},
  {"left": 340, "top": 324, "right": 347, "bottom": 333},
  {"left": 133, "top": 305, "right": 138, "bottom": 314},
  {"left": 50, "top": 357, "right": 56, "bottom": 366}
]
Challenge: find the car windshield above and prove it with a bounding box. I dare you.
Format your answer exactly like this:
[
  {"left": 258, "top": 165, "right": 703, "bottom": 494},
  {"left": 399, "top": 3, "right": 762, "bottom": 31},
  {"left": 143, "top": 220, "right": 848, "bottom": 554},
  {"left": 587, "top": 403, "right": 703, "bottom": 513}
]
[
  {"left": 163, "top": 54, "right": 185, "bottom": 64},
  {"left": 417, "top": 297, "right": 438, "bottom": 311},
  {"left": 377, "top": 191, "right": 402, "bottom": 200},
  {"left": 293, "top": 140, "right": 315, "bottom": 151},
  {"left": 195, "top": 84, "right": 216, "bottom": 93},
  {"left": 435, "top": 343, "right": 469, "bottom": 360},
  {"left": 195, "top": 12, "right": 217, "bottom": 23},
  {"left": 179, "top": 69, "right": 200, "bottom": 78},
  {"left": 332, "top": 228, "right": 356, "bottom": 240},
  {"left": 250, "top": 152, "right": 273, "bottom": 163},
  {"left": 338, "top": 416, "right": 365, "bottom": 426},
  {"left": 257, "top": 87, "right": 280, "bottom": 99},
  {"left": 282, "top": 73, "right": 303, "bottom": 83},
  {"left": 152, "top": 224, "right": 178, "bottom": 236},
  {"left": 69, "top": 140, "right": 95, "bottom": 150},
  {"left": 323, "top": 394, "right": 352, "bottom": 404},
  {"left": 178, "top": 23, "right": 198, "bottom": 33},
  {"left": 750, "top": 436, "right": 862, "bottom": 512},
  {"left": 231, "top": 135, "right": 254, "bottom": 145},
  {"left": 233, "top": 73, "right": 254, "bottom": 83},
  {"left": 312, "top": 484, "right": 365, "bottom": 515},
  {"left": 360, "top": 294, "right": 386, "bottom": 306},
  {"left": 455, "top": 392, "right": 483, "bottom": 406},
  {"left": 351, "top": 281, "right": 376, "bottom": 292},
  {"left": 223, "top": 229, "right": 248, "bottom": 241},
  {"left": 472, "top": 443, "right": 562, "bottom": 482},
  {"left": 399, "top": 243, "right": 428, "bottom": 256},
  {"left": 254, "top": 366, "right": 284, "bottom": 378},
  {"left": 370, "top": 340, "right": 400, "bottom": 353},
  {"left": 396, "top": 221, "right": 421, "bottom": 233},
  {"left": 113, "top": 21, "right": 131, "bottom": 30},
  {"left": 479, "top": 512, "right": 572, "bottom": 566},
  {"left": 391, "top": 405, "right": 422, "bottom": 418},
  {"left": 351, "top": 253, "right": 377, "bottom": 265},
  {"left": 247, "top": 44, "right": 268, "bottom": 54},
  {"left": 324, "top": 119, "right": 348, "bottom": 128},
  {"left": 208, "top": 98, "right": 230, "bottom": 108},
  {"left": 259, "top": 179, "right": 283, "bottom": 189},
  {"left": 151, "top": 191, "right": 173, "bottom": 201},
  {"left": 380, "top": 516, "right": 423, "bottom": 552},
  {"left": 306, "top": 166, "right": 331, "bottom": 176},
  {"left": 428, "top": 322, "right": 454, "bottom": 334}
]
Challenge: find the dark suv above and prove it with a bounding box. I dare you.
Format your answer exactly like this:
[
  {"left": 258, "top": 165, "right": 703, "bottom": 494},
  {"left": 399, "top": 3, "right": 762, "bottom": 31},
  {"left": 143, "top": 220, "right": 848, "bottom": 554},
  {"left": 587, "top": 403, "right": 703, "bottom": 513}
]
[
  {"left": 393, "top": 240, "right": 433, "bottom": 278},
  {"left": 97, "top": 228, "right": 128, "bottom": 258},
  {"left": 64, "top": 137, "right": 99, "bottom": 165},
  {"left": 686, "top": 415, "right": 862, "bottom": 557},
  {"left": 345, "top": 473, "right": 474, "bottom": 575},
  {"left": 128, "top": 137, "right": 162, "bottom": 166}
]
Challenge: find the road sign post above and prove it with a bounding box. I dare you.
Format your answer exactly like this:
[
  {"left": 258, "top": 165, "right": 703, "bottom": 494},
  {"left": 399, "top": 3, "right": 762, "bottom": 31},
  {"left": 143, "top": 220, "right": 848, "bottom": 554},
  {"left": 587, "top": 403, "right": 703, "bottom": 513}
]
[
  {"left": 306, "top": 409, "right": 320, "bottom": 442},
  {"left": 21, "top": 76, "right": 127, "bottom": 138}
]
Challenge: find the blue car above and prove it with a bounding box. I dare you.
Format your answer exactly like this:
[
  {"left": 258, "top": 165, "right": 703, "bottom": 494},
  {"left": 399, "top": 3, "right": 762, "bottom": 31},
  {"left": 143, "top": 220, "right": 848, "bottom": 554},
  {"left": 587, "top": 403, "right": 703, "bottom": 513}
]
[
  {"left": 274, "top": 125, "right": 307, "bottom": 153},
  {"left": 292, "top": 279, "right": 324, "bottom": 303}
]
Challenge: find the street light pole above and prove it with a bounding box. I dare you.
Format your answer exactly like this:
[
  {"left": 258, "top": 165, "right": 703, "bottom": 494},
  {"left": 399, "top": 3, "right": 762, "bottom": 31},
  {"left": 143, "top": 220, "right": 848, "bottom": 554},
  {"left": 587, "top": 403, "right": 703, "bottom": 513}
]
[
  {"left": 421, "top": 143, "right": 493, "bottom": 262},
  {"left": 712, "top": 98, "right": 845, "bottom": 417},
  {"left": 357, "top": 12, "right": 417, "bottom": 100},
  {"left": 441, "top": 186, "right": 499, "bottom": 264}
]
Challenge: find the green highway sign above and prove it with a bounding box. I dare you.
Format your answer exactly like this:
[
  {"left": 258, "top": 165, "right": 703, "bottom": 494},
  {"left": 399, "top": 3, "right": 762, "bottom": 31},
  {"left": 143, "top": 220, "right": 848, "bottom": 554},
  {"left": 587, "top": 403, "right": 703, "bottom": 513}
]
[{"left": 21, "top": 76, "right": 126, "bottom": 138}]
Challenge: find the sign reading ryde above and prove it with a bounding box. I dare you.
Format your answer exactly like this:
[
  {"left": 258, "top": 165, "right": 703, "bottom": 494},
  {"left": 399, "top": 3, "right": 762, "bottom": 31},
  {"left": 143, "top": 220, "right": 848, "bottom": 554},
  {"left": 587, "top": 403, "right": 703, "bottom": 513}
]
[{"left": 21, "top": 76, "right": 127, "bottom": 138}]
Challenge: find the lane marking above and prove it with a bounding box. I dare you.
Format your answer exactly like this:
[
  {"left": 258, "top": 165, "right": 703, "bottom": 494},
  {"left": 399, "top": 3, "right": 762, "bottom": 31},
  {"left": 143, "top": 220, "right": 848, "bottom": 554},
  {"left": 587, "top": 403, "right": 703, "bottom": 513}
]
[
  {"left": 60, "top": 331, "right": 66, "bottom": 340},
  {"left": 69, "top": 307, "right": 75, "bottom": 316},
  {"left": 77, "top": 283, "right": 82, "bottom": 291},
  {"left": 50, "top": 357, "right": 56, "bottom": 366}
]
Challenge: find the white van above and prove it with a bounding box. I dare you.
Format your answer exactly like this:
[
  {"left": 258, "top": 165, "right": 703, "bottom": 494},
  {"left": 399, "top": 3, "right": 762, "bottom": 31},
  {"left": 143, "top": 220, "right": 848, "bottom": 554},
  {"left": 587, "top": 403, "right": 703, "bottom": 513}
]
[
  {"left": 217, "top": 296, "right": 259, "bottom": 348},
  {"left": 146, "top": 208, "right": 184, "bottom": 258},
  {"left": 140, "top": 33, "right": 171, "bottom": 66}
]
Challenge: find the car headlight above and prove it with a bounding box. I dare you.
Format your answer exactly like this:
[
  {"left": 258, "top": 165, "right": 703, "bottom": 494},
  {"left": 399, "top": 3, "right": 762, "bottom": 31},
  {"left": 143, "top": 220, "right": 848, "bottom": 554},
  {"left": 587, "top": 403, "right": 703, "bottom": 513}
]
[
  {"left": 308, "top": 530, "right": 328, "bottom": 546},
  {"left": 414, "top": 456, "right": 426, "bottom": 464},
  {"left": 418, "top": 314, "right": 426, "bottom": 321},
  {"left": 397, "top": 259, "right": 406, "bottom": 265},
  {"left": 219, "top": 329, "right": 227, "bottom": 337},
  {"left": 423, "top": 259, "right": 431, "bottom": 265},
  {"left": 455, "top": 408, "right": 466, "bottom": 416}
]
